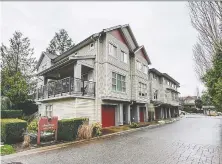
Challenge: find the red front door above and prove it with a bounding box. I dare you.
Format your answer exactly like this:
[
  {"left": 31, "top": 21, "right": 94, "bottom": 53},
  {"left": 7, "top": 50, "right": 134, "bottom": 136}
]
[
  {"left": 102, "top": 106, "right": 115, "bottom": 128},
  {"left": 140, "top": 108, "right": 144, "bottom": 122}
]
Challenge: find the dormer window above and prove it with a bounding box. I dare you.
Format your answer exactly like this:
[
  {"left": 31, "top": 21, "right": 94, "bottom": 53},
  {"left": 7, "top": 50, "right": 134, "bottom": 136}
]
[{"left": 90, "top": 43, "right": 94, "bottom": 50}]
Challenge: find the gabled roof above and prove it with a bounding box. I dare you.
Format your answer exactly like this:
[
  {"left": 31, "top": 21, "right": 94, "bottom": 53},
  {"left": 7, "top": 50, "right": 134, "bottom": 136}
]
[
  {"left": 181, "top": 96, "right": 197, "bottom": 101},
  {"left": 134, "top": 46, "right": 151, "bottom": 65},
  {"left": 149, "top": 68, "right": 162, "bottom": 76},
  {"left": 36, "top": 24, "right": 152, "bottom": 70},
  {"left": 36, "top": 52, "right": 57, "bottom": 69},
  {"left": 162, "top": 73, "right": 180, "bottom": 86}
]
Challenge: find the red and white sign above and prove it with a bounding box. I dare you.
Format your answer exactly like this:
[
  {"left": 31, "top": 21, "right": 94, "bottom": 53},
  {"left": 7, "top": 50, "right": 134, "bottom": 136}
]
[{"left": 37, "top": 116, "right": 58, "bottom": 145}]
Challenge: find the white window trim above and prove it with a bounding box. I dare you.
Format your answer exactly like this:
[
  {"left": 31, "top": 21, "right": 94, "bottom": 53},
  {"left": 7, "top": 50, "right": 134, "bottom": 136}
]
[
  {"left": 143, "top": 65, "right": 148, "bottom": 74},
  {"left": 112, "top": 72, "right": 126, "bottom": 93},
  {"left": 139, "top": 82, "right": 147, "bottom": 97},
  {"left": 45, "top": 104, "right": 53, "bottom": 118},
  {"left": 136, "top": 61, "right": 142, "bottom": 71},
  {"left": 108, "top": 42, "right": 117, "bottom": 58},
  {"left": 120, "top": 50, "right": 128, "bottom": 64},
  {"left": 89, "top": 43, "right": 95, "bottom": 50}
]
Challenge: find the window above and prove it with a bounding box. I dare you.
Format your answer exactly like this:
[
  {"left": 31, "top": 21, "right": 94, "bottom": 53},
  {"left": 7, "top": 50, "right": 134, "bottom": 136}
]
[
  {"left": 165, "top": 90, "right": 168, "bottom": 98},
  {"left": 139, "top": 82, "right": 147, "bottom": 96},
  {"left": 143, "top": 65, "right": 148, "bottom": 74},
  {"left": 109, "top": 43, "right": 117, "bottom": 57},
  {"left": 153, "top": 89, "right": 158, "bottom": 100},
  {"left": 136, "top": 61, "right": 142, "bottom": 71},
  {"left": 90, "top": 43, "right": 94, "bottom": 50},
  {"left": 112, "top": 72, "right": 126, "bottom": 92},
  {"left": 120, "top": 51, "right": 127, "bottom": 63},
  {"left": 153, "top": 74, "right": 157, "bottom": 80},
  {"left": 41, "top": 62, "right": 47, "bottom": 71},
  {"left": 45, "top": 104, "right": 53, "bottom": 118}
]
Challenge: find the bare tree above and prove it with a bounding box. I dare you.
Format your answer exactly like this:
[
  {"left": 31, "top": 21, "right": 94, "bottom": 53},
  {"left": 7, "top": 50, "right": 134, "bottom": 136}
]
[{"left": 188, "top": 1, "right": 222, "bottom": 79}]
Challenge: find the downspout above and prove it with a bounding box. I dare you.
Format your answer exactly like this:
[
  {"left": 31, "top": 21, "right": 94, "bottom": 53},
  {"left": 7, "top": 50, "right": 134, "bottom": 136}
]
[{"left": 92, "top": 34, "right": 101, "bottom": 123}]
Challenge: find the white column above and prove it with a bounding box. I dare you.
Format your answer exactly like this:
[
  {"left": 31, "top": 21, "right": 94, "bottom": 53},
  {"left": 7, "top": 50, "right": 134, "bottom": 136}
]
[
  {"left": 74, "top": 62, "right": 82, "bottom": 78},
  {"left": 161, "top": 108, "right": 163, "bottom": 119},
  {"left": 126, "top": 105, "right": 131, "bottom": 124},
  {"left": 169, "top": 108, "right": 171, "bottom": 118},
  {"left": 119, "top": 104, "right": 123, "bottom": 125},
  {"left": 115, "top": 105, "right": 119, "bottom": 126},
  {"left": 137, "top": 106, "right": 140, "bottom": 122},
  {"left": 74, "top": 62, "right": 82, "bottom": 92}
]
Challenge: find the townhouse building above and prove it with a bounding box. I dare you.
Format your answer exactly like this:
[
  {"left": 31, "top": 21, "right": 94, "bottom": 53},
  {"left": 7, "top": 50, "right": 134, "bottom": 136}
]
[
  {"left": 148, "top": 68, "right": 180, "bottom": 120},
  {"left": 35, "top": 24, "right": 151, "bottom": 128}
]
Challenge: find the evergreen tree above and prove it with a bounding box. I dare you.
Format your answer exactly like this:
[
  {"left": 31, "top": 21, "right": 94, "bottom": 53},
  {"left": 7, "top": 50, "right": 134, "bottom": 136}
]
[
  {"left": 44, "top": 29, "right": 74, "bottom": 56},
  {"left": 1, "top": 31, "right": 37, "bottom": 106}
]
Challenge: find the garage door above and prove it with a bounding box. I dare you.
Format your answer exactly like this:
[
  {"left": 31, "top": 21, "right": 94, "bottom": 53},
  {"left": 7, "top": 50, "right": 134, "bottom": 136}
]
[
  {"left": 102, "top": 105, "right": 115, "bottom": 128},
  {"left": 140, "top": 108, "right": 144, "bottom": 122}
]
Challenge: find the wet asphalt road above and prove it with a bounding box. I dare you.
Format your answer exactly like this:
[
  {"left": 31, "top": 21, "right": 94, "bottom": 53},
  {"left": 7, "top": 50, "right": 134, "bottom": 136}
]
[{"left": 2, "top": 115, "right": 222, "bottom": 164}]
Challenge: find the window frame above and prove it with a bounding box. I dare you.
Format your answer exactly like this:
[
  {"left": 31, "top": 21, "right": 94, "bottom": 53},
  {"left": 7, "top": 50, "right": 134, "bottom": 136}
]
[
  {"left": 112, "top": 72, "right": 126, "bottom": 92},
  {"left": 120, "top": 50, "right": 128, "bottom": 63},
  {"left": 136, "top": 61, "right": 142, "bottom": 71},
  {"left": 139, "top": 82, "right": 147, "bottom": 97},
  {"left": 89, "top": 43, "right": 95, "bottom": 50},
  {"left": 153, "top": 89, "right": 158, "bottom": 100},
  {"left": 143, "top": 65, "right": 148, "bottom": 74},
  {"left": 45, "top": 104, "right": 53, "bottom": 118},
  {"left": 108, "top": 42, "right": 117, "bottom": 58}
]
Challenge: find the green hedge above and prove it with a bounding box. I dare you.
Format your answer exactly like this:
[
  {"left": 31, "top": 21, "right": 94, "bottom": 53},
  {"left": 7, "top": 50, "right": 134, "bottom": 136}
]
[
  {"left": 1, "top": 110, "right": 23, "bottom": 118},
  {"left": 1, "top": 119, "right": 27, "bottom": 144},
  {"left": 57, "top": 118, "right": 88, "bottom": 141},
  {"left": 0, "top": 144, "right": 15, "bottom": 155}
]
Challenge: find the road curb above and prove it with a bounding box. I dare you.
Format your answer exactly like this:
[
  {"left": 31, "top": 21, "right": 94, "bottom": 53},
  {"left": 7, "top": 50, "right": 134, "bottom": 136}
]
[{"left": 1, "top": 117, "right": 181, "bottom": 160}]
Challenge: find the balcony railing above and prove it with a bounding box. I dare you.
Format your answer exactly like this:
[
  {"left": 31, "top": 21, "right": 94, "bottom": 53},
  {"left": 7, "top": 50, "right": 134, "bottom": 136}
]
[{"left": 36, "top": 77, "right": 95, "bottom": 100}]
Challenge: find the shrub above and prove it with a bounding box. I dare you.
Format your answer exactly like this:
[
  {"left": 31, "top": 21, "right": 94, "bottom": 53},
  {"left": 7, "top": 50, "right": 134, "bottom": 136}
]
[
  {"left": 27, "top": 120, "right": 38, "bottom": 132},
  {"left": 77, "top": 122, "right": 93, "bottom": 140},
  {"left": 57, "top": 118, "right": 88, "bottom": 141},
  {"left": 129, "top": 122, "right": 139, "bottom": 128},
  {"left": 0, "top": 144, "right": 15, "bottom": 155},
  {"left": 92, "top": 122, "right": 102, "bottom": 137},
  {"left": 1, "top": 110, "right": 23, "bottom": 118},
  {"left": 1, "top": 119, "right": 27, "bottom": 144},
  {"left": 1, "top": 96, "right": 13, "bottom": 111}
]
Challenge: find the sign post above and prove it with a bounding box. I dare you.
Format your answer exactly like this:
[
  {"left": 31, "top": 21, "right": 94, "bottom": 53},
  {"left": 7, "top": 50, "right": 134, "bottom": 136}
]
[{"left": 37, "top": 116, "right": 58, "bottom": 145}]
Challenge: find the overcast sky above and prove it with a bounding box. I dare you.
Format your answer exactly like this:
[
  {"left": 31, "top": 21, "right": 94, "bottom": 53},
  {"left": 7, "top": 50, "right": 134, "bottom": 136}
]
[{"left": 1, "top": 1, "right": 205, "bottom": 97}]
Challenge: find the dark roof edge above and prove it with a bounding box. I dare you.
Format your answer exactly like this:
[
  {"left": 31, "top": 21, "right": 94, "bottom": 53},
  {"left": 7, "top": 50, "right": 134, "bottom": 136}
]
[
  {"left": 53, "top": 33, "right": 100, "bottom": 63},
  {"left": 149, "top": 68, "right": 180, "bottom": 86}
]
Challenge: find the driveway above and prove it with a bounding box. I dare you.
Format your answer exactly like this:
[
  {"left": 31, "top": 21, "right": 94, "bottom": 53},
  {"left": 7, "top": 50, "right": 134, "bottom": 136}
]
[{"left": 2, "top": 115, "right": 222, "bottom": 164}]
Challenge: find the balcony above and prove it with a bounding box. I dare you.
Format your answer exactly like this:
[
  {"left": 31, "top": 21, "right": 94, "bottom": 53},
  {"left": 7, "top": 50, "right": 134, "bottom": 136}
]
[{"left": 36, "top": 77, "right": 95, "bottom": 100}]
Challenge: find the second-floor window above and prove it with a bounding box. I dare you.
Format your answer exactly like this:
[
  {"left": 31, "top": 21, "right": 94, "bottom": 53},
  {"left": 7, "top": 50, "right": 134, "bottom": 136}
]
[
  {"left": 153, "top": 89, "right": 158, "bottom": 100},
  {"left": 120, "top": 50, "right": 127, "bottom": 63},
  {"left": 109, "top": 43, "right": 117, "bottom": 57},
  {"left": 153, "top": 74, "right": 157, "bottom": 80},
  {"left": 143, "top": 65, "right": 148, "bottom": 74},
  {"left": 41, "top": 62, "right": 48, "bottom": 71},
  {"left": 112, "top": 72, "right": 126, "bottom": 92},
  {"left": 139, "top": 82, "right": 147, "bottom": 96},
  {"left": 136, "top": 61, "right": 142, "bottom": 71}
]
